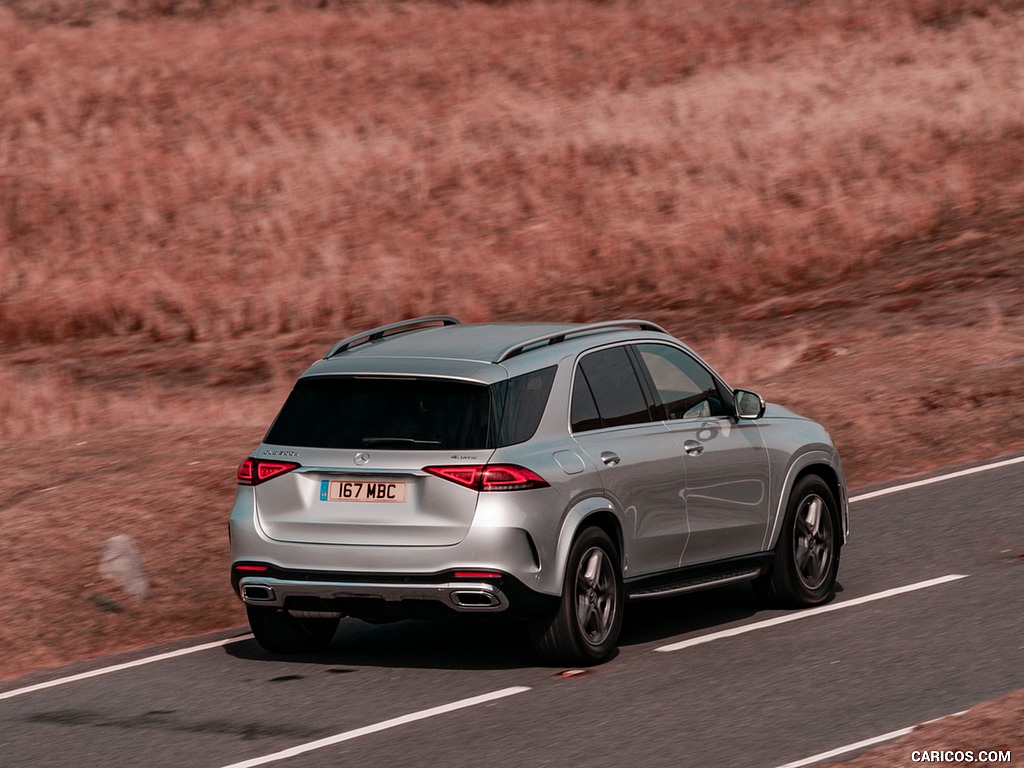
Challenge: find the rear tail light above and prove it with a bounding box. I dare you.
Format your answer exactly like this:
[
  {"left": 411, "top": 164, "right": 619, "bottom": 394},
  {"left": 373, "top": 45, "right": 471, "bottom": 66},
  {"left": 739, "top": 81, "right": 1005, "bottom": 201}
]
[
  {"left": 423, "top": 464, "right": 549, "bottom": 492},
  {"left": 237, "top": 458, "right": 301, "bottom": 486}
]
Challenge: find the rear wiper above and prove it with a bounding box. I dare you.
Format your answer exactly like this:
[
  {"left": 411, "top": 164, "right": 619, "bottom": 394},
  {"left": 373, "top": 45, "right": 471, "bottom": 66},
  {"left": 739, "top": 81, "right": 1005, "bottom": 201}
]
[{"left": 362, "top": 437, "right": 443, "bottom": 447}]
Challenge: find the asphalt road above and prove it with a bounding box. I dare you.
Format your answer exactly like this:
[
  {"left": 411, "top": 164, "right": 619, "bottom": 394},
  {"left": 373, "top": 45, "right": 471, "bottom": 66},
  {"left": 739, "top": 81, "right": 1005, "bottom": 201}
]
[{"left": 3, "top": 455, "right": 1022, "bottom": 768}]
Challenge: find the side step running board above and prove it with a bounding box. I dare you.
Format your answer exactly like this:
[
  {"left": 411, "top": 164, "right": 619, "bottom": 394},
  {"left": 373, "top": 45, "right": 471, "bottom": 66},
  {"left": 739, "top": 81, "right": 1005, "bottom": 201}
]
[{"left": 627, "top": 567, "right": 762, "bottom": 601}]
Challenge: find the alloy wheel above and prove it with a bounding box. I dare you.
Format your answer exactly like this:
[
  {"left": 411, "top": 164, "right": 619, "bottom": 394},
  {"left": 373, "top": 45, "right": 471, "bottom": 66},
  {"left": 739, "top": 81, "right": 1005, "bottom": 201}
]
[
  {"left": 574, "top": 546, "right": 617, "bottom": 647},
  {"left": 793, "top": 494, "right": 834, "bottom": 591}
]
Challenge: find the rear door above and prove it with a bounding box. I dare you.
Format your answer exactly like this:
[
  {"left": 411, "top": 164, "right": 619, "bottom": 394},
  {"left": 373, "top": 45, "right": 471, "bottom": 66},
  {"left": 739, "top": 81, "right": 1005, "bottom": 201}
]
[{"left": 569, "top": 345, "right": 690, "bottom": 576}]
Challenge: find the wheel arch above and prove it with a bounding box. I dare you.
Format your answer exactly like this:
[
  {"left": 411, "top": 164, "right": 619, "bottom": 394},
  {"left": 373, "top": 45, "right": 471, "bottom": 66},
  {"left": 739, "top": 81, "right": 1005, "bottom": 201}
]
[
  {"left": 545, "top": 497, "right": 625, "bottom": 596},
  {"left": 765, "top": 452, "right": 849, "bottom": 550}
]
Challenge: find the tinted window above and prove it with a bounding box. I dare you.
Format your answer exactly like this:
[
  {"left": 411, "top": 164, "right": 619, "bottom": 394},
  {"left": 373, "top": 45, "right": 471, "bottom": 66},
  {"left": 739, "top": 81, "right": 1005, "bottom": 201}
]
[
  {"left": 494, "top": 366, "right": 557, "bottom": 446},
  {"left": 265, "top": 370, "right": 556, "bottom": 451},
  {"left": 576, "top": 346, "right": 651, "bottom": 429},
  {"left": 266, "top": 377, "right": 493, "bottom": 450},
  {"left": 636, "top": 344, "right": 727, "bottom": 420},
  {"left": 570, "top": 368, "right": 602, "bottom": 432}
]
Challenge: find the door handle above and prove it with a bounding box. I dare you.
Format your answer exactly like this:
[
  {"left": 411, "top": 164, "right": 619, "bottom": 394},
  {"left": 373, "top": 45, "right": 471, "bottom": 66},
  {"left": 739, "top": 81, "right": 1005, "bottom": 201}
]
[
  {"left": 600, "top": 451, "right": 621, "bottom": 466},
  {"left": 683, "top": 440, "right": 704, "bottom": 456}
]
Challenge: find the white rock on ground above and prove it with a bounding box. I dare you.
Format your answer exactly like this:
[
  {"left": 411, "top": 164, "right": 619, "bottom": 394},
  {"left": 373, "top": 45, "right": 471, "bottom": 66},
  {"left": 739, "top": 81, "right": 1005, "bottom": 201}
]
[{"left": 98, "top": 535, "right": 149, "bottom": 600}]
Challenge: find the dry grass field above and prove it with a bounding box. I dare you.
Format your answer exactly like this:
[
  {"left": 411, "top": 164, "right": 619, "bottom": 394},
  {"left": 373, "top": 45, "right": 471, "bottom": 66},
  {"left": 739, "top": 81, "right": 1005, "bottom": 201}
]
[
  {"left": 2, "top": 0, "right": 1023, "bottom": 761},
  {"left": 4, "top": 0, "right": 1024, "bottom": 351}
]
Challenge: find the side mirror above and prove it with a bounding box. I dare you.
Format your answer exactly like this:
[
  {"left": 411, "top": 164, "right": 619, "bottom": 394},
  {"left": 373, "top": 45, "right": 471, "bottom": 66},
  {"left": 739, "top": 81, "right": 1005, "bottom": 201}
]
[{"left": 734, "top": 389, "right": 765, "bottom": 420}]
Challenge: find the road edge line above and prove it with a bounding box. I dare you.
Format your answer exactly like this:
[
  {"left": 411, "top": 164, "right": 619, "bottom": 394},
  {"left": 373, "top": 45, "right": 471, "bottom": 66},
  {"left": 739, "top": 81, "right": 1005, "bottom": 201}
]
[
  {"left": 774, "top": 709, "right": 970, "bottom": 768},
  {"left": 850, "top": 455, "right": 1024, "bottom": 503},
  {"left": 773, "top": 725, "right": 915, "bottom": 768},
  {"left": 0, "top": 634, "right": 253, "bottom": 702}
]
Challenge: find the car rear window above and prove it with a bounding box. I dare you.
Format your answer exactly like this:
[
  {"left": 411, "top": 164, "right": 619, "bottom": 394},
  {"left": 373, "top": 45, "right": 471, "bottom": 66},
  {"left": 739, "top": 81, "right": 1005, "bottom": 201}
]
[{"left": 265, "top": 368, "right": 555, "bottom": 450}]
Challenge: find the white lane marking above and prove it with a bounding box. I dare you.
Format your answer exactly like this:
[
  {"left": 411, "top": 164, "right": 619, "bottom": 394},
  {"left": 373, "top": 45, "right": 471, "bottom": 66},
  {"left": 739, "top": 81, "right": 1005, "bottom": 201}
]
[
  {"left": 655, "top": 574, "right": 968, "bottom": 653},
  {"left": 850, "top": 455, "right": 1024, "bottom": 503},
  {"left": 0, "top": 634, "right": 253, "bottom": 702},
  {"left": 218, "top": 686, "right": 532, "bottom": 768},
  {"left": 775, "top": 710, "right": 968, "bottom": 768}
]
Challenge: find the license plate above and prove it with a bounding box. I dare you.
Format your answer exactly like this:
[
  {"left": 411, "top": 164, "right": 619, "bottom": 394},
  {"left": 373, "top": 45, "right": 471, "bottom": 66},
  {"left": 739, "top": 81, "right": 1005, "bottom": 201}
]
[{"left": 321, "top": 480, "right": 407, "bottom": 503}]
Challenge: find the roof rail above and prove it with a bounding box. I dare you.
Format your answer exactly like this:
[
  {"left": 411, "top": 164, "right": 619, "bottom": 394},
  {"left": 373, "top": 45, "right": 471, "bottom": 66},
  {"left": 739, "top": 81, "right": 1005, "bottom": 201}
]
[
  {"left": 325, "top": 315, "right": 460, "bottom": 358},
  {"left": 494, "top": 320, "right": 669, "bottom": 363}
]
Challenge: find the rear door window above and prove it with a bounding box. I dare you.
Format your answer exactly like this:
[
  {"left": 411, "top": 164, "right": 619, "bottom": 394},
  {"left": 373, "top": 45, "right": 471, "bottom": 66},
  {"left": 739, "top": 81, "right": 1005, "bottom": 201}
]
[{"left": 571, "top": 346, "right": 652, "bottom": 431}]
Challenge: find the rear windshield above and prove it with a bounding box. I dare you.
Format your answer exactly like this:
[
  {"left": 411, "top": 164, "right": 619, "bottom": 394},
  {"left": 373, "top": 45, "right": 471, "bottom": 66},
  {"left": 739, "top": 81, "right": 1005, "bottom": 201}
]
[{"left": 264, "top": 368, "right": 555, "bottom": 450}]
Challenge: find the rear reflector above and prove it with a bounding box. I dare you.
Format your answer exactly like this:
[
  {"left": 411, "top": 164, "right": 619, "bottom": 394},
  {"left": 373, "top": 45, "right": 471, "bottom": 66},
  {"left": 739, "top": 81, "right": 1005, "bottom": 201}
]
[
  {"left": 237, "top": 458, "right": 301, "bottom": 486},
  {"left": 453, "top": 571, "right": 504, "bottom": 579},
  {"left": 423, "top": 464, "right": 549, "bottom": 492},
  {"left": 234, "top": 564, "right": 269, "bottom": 572}
]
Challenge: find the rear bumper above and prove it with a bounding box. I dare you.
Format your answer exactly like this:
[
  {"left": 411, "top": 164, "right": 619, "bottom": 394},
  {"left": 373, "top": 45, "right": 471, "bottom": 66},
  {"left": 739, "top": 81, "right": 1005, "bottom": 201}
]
[
  {"left": 239, "top": 575, "right": 508, "bottom": 613},
  {"left": 232, "top": 564, "right": 558, "bottom": 621}
]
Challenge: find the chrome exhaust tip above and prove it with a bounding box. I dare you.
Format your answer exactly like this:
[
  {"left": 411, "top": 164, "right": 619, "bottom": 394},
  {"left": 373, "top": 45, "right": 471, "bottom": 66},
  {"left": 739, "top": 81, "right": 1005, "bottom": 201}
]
[
  {"left": 242, "top": 584, "right": 275, "bottom": 602},
  {"left": 450, "top": 589, "right": 501, "bottom": 608}
]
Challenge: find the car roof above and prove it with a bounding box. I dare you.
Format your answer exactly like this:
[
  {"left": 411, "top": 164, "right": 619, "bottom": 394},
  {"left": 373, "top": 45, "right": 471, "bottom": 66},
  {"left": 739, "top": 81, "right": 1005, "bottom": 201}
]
[
  {"left": 302, "top": 319, "right": 677, "bottom": 382},
  {"left": 337, "top": 323, "right": 576, "bottom": 362}
]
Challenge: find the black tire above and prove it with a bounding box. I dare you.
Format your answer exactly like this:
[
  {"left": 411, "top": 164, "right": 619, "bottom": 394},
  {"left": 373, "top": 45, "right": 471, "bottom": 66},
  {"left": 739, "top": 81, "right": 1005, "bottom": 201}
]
[
  {"left": 758, "top": 475, "right": 840, "bottom": 607},
  {"left": 530, "top": 527, "right": 624, "bottom": 666},
  {"left": 246, "top": 606, "right": 339, "bottom": 654}
]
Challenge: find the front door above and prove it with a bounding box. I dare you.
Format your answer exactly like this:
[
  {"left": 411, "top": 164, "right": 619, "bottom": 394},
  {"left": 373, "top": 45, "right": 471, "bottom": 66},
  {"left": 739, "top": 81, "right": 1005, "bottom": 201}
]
[{"left": 633, "top": 343, "right": 770, "bottom": 565}]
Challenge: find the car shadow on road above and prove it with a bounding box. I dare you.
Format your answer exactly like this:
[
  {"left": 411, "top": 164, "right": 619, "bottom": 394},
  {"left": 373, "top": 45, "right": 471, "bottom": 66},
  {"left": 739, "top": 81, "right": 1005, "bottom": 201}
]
[
  {"left": 621, "top": 579, "right": 845, "bottom": 647},
  {"left": 224, "top": 616, "right": 539, "bottom": 670},
  {"left": 224, "top": 582, "right": 816, "bottom": 670},
  {"left": 619, "top": 583, "right": 760, "bottom": 647}
]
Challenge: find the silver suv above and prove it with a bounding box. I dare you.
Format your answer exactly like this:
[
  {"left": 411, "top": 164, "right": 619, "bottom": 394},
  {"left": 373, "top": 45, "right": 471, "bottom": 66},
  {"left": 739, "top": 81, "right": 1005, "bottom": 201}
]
[{"left": 230, "top": 317, "right": 848, "bottom": 665}]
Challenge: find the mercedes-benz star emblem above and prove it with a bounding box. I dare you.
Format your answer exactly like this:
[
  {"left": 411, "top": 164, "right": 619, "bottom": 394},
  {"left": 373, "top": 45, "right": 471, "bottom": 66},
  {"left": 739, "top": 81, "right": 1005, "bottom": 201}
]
[{"left": 354, "top": 452, "right": 370, "bottom": 466}]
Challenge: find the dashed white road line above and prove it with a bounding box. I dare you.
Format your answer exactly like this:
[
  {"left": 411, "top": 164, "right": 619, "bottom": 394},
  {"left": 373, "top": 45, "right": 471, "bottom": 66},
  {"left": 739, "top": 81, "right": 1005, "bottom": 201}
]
[
  {"left": 654, "top": 574, "right": 968, "bottom": 653},
  {"left": 216, "top": 686, "right": 532, "bottom": 768}
]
